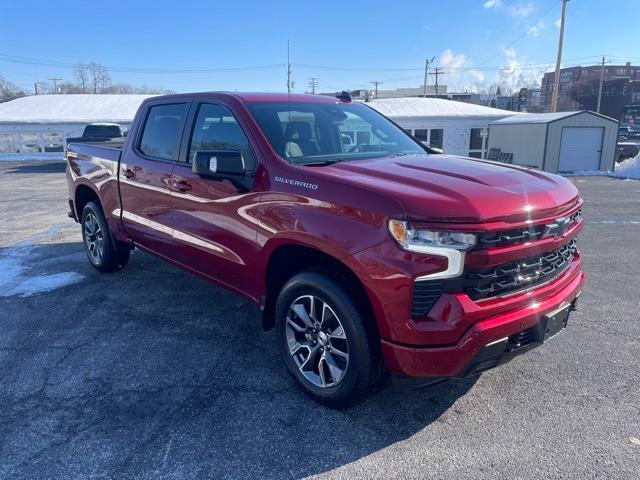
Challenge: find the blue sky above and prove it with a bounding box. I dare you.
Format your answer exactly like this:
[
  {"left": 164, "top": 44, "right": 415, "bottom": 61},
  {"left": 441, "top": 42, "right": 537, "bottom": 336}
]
[{"left": 1, "top": 0, "right": 637, "bottom": 94}]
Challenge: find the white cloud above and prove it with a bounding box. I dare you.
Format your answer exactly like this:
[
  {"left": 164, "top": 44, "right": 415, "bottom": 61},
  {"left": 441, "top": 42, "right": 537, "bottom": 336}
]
[
  {"left": 496, "top": 48, "right": 548, "bottom": 93},
  {"left": 483, "top": 0, "right": 502, "bottom": 8},
  {"left": 508, "top": 2, "right": 534, "bottom": 18},
  {"left": 555, "top": 17, "right": 562, "bottom": 28},
  {"left": 438, "top": 49, "right": 486, "bottom": 93}
]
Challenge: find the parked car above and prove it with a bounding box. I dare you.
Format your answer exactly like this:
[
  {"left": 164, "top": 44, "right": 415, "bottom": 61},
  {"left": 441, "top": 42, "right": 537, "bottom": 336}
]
[
  {"left": 66, "top": 123, "right": 126, "bottom": 145},
  {"left": 615, "top": 141, "right": 640, "bottom": 162},
  {"left": 66, "top": 92, "right": 584, "bottom": 406}
]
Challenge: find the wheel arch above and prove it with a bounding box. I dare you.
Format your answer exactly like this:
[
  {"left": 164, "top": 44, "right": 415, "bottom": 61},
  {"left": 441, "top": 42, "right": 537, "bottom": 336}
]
[
  {"left": 261, "top": 243, "right": 381, "bottom": 340},
  {"left": 74, "top": 183, "right": 102, "bottom": 218}
]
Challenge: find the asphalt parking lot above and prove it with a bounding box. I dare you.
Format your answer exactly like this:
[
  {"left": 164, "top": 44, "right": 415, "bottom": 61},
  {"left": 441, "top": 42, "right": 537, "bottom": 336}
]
[{"left": 0, "top": 161, "right": 638, "bottom": 479}]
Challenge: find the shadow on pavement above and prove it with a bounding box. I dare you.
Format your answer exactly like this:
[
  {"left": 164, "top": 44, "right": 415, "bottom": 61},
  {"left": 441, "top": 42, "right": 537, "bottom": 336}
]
[{"left": 0, "top": 241, "right": 478, "bottom": 479}]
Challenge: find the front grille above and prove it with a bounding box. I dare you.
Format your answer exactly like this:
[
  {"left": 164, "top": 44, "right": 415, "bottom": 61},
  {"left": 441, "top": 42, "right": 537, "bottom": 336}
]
[
  {"left": 464, "top": 240, "right": 577, "bottom": 300},
  {"left": 476, "top": 209, "right": 582, "bottom": 248}
]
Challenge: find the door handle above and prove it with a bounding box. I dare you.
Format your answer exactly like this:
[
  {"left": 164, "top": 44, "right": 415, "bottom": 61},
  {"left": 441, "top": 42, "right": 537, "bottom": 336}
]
[
  {"left": 172, "top": 179, "right": 192, "bottom": 193},
  {"left": 122, "top": 168, "right": 135, "bottom": 179}
]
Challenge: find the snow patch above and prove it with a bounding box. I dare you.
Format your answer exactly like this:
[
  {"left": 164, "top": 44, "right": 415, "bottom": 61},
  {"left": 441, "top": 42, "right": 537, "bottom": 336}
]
[
  {"left": 0, "top": 224, "right": 84, "bottom": 297},
  {"left": 565, "top": 153, "right": 640, "bottom": 180}
]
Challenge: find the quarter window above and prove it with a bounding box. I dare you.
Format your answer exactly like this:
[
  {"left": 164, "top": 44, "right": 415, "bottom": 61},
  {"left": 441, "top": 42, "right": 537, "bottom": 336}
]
[
  {"left": 139, "top": 103, "right": 187, "bottom": 161},
  {"left": 189, "top": 104, "right": 256, "bottom": 171}
]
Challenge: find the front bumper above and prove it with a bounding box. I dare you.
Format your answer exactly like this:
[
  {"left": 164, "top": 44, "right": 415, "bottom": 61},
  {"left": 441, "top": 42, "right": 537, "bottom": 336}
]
[{"left": 380, "top": 267, "right": 584, "bottom": 378}]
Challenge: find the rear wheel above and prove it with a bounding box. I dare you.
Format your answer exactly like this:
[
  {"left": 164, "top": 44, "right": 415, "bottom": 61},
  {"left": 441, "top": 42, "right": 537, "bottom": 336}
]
[
  {"left": 81, "top": 201, "right": 130, "bottom": 272},
  {"left": 275, "top": 271, "right": 381, "bottom": 407}
]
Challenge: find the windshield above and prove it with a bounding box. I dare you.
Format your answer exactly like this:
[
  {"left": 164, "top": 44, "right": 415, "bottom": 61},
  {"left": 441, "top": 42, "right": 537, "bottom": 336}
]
[{"left": 247, "top": 101, "right": 427, "bottom": 164}]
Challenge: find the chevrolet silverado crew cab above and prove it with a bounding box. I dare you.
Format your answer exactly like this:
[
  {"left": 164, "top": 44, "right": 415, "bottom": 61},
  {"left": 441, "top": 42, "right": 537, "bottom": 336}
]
[{"left": 66, "top": 92, "right": 584, "bottom": 406}]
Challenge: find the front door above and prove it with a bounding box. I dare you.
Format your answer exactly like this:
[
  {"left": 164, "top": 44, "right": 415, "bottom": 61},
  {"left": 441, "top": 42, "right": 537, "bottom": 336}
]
[
  {"left": 169, "top": 102, "right": 261, "bottom": 296},
  {"left": 118, "top": 102, "right": 189, "bottom": 257}
]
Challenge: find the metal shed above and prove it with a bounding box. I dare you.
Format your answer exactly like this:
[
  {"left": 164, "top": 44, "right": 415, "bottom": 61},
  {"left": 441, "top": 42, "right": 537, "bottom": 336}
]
[{"left": 487, "top": 111, "right": 618, "bottom": 173}]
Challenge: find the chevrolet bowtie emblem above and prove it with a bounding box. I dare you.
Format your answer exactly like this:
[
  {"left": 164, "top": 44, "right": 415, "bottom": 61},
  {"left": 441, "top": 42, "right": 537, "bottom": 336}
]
[{"left": 543, "top": 216, "right": 571, "bottom": 238}]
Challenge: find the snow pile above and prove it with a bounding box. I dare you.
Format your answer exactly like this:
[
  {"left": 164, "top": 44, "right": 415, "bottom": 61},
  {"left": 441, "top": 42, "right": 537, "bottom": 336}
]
[
  {"left": 0, "top": 224, "right": 84, "bottom": 297},
  {"left": 565, "top": 153, "right": 640, "bottom": 180},
  {"left": 613, "top": 153, "right": 640, "bottom": 179}
]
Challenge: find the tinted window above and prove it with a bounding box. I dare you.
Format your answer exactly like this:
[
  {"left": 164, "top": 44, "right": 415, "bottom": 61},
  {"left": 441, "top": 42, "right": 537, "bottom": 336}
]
[
  {"left": 84, "top": 124, "right": 122, "bottom": 138},
  {"left": 139, "top": 103, "right": 187, "bottom": 161},
  {"left": 248, "top": 102, "right": 425, "bottom": 165},
  {"left": 189, "top": 104, "right": 256, "bottom": 171}
]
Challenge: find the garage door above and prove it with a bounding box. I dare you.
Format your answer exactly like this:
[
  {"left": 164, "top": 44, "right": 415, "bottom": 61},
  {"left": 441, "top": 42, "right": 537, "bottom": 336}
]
[{"left": 558, "top": 127, "right": 603, "bottom": 172}]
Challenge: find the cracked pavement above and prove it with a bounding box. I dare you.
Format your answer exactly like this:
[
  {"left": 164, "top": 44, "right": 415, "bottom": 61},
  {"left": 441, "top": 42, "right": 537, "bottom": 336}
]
[{"left": 0, "top": 162, "right": 638, "bottom": 479}]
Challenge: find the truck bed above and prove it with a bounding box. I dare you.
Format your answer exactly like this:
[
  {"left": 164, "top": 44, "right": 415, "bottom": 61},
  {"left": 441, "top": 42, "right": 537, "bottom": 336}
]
[{"left": 67, "top": 140, "right": 124, "bottom": 163}]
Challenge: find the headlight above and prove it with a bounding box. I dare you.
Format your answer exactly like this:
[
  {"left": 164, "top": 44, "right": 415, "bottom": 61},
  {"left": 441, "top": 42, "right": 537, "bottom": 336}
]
[{"left": 388, "top": 220, "right": 476, "bottom": 252}]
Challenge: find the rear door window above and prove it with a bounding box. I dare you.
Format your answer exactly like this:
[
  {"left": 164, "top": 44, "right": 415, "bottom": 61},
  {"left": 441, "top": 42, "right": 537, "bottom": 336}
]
[{"left": 139, "top": 103, "right": 188, "bottom": 161}]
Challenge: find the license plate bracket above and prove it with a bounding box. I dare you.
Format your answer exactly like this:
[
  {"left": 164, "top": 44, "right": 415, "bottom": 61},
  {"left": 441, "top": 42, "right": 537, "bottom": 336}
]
[{"left": 542, "top": 303, "right": 571, "bottom": 341}]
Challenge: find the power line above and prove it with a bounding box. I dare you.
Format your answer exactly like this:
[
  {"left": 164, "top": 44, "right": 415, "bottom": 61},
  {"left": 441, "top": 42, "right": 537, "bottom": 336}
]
[
  {"left": 0, "top": 53, "right": 285, "bottom": 74},
  {"left": 475, "top": 0, "right": 562, "bottom": 68}
]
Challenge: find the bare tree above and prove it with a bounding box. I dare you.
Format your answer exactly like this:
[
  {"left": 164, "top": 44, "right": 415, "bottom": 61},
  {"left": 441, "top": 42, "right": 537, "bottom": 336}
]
[
  {"left": 0, "top": 76, "right": 26, "bottom": 102},
  {"left": 73, "top": 63, "right": 90, "bottom": 93},
  {"left": 88, "top": 62, "right": 111, "bottom": 93}
]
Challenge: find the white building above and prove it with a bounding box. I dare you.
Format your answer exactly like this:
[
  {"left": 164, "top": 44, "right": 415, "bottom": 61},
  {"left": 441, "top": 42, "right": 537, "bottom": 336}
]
[
  {"left": 365, "top": 97, "right": 522, "bottom": 158},
  {"left": 0, "top": 94, "right": 154, "bottom": 160},
  {"left": 488, "top": 111, "right": 618, "bottom": 173}
]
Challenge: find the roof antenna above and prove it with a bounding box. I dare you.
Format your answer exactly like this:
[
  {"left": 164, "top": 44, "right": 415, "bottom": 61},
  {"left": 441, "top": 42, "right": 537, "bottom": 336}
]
[{"left": 336, "top": 91, "right": 351, "bottom": 103}]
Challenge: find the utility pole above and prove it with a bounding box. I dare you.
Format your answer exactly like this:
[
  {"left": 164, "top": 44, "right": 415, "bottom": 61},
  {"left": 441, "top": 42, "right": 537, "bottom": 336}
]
[
  {"left": 596, "top": 56, "right": 606, "bottom": 113},
  {"left": 370, "top": 80, "right": 383, "bottom": 99},
  {"left": 551, "top": 0, "right": 569, "bottom": 112},
  {"left": 48, "top": 77, "right": 62, "bottom": 94},
  {"left": 308, "top": 77, "right": 319, "bottom": 94},
  {"left": 429, "top": 68, "right": 443, "bottom": 97},
  {"left": 287, "top": 40, "right": 292, "bottom": 93},
  {"left": 34, "top": 82, "right": 39, "bottom": 95},
  {"left": 423, "top": 56, "right": 435, "bottom": 97}
]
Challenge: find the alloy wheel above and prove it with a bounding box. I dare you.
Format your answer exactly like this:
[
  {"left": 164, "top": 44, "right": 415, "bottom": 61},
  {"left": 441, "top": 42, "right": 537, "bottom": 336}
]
[
  {"left": 285, "top": 295, "right": 350, "bottom": 388},
  {"left": 84, "top": 212, "right": 104, "bottom": 264}
]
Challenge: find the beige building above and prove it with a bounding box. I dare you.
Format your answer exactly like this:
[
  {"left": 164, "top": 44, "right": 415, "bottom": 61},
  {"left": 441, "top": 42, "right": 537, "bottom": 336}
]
[{"left": 488, "top": 111, "right": 618, "bottom": 173}]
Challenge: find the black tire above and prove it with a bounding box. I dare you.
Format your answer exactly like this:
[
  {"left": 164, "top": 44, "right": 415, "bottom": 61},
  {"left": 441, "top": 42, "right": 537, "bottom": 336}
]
[
  {"left": 275, "top": 271, "right": 381, "bottom": 407},
  {"left": 81, "top": 201, "right": 130, "bottom": 272}
]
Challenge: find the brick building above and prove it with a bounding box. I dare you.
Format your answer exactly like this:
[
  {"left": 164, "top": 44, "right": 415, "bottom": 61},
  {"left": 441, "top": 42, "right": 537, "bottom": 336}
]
[{"left": 540, "top": 63, "right": 640, "bottom": 120}]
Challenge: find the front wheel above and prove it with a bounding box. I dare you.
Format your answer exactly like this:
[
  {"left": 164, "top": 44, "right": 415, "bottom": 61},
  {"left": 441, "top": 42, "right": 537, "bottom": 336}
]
[
  {"left": 81, "top": 201, "right": 130, "bottom": 272},
  {"left": 275, "top": 271, "right": 381, "bottom": 407}
]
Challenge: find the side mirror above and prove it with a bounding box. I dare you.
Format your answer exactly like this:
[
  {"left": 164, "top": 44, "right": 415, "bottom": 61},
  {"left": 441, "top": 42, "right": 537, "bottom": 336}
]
[
  {"left": 192, "top": 150, "right": 252, "bottom": 191},
  {"left": 192, "top": 150, "right": 245, "bottom": 177}
]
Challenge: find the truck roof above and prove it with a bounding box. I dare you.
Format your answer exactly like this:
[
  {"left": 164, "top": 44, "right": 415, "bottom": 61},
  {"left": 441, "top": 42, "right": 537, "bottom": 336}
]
[{"left": 147, "top": 91, "right": 340, "bottom": 104}]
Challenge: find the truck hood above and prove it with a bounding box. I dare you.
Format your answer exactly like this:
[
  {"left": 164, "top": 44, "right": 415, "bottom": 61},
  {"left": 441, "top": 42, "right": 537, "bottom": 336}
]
[{"left": 315, "top": 154, "right": 580, "bottom": 223}]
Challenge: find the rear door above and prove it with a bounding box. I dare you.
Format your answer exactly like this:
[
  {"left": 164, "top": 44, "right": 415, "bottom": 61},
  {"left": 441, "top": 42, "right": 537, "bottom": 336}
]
[
  {"left": 558, "top": 127, "right": 603, "bottom": 172},
  {"left": 118, "top": 101, "right": 190, "bottom": 257},
  {"left": 168, "top": 102, "right": 261, "bottom": 296}
]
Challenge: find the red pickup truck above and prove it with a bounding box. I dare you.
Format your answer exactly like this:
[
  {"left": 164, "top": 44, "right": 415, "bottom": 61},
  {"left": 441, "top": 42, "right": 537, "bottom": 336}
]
[{"left": 66, "top": 92, "right": 584, "bottom": 406}]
